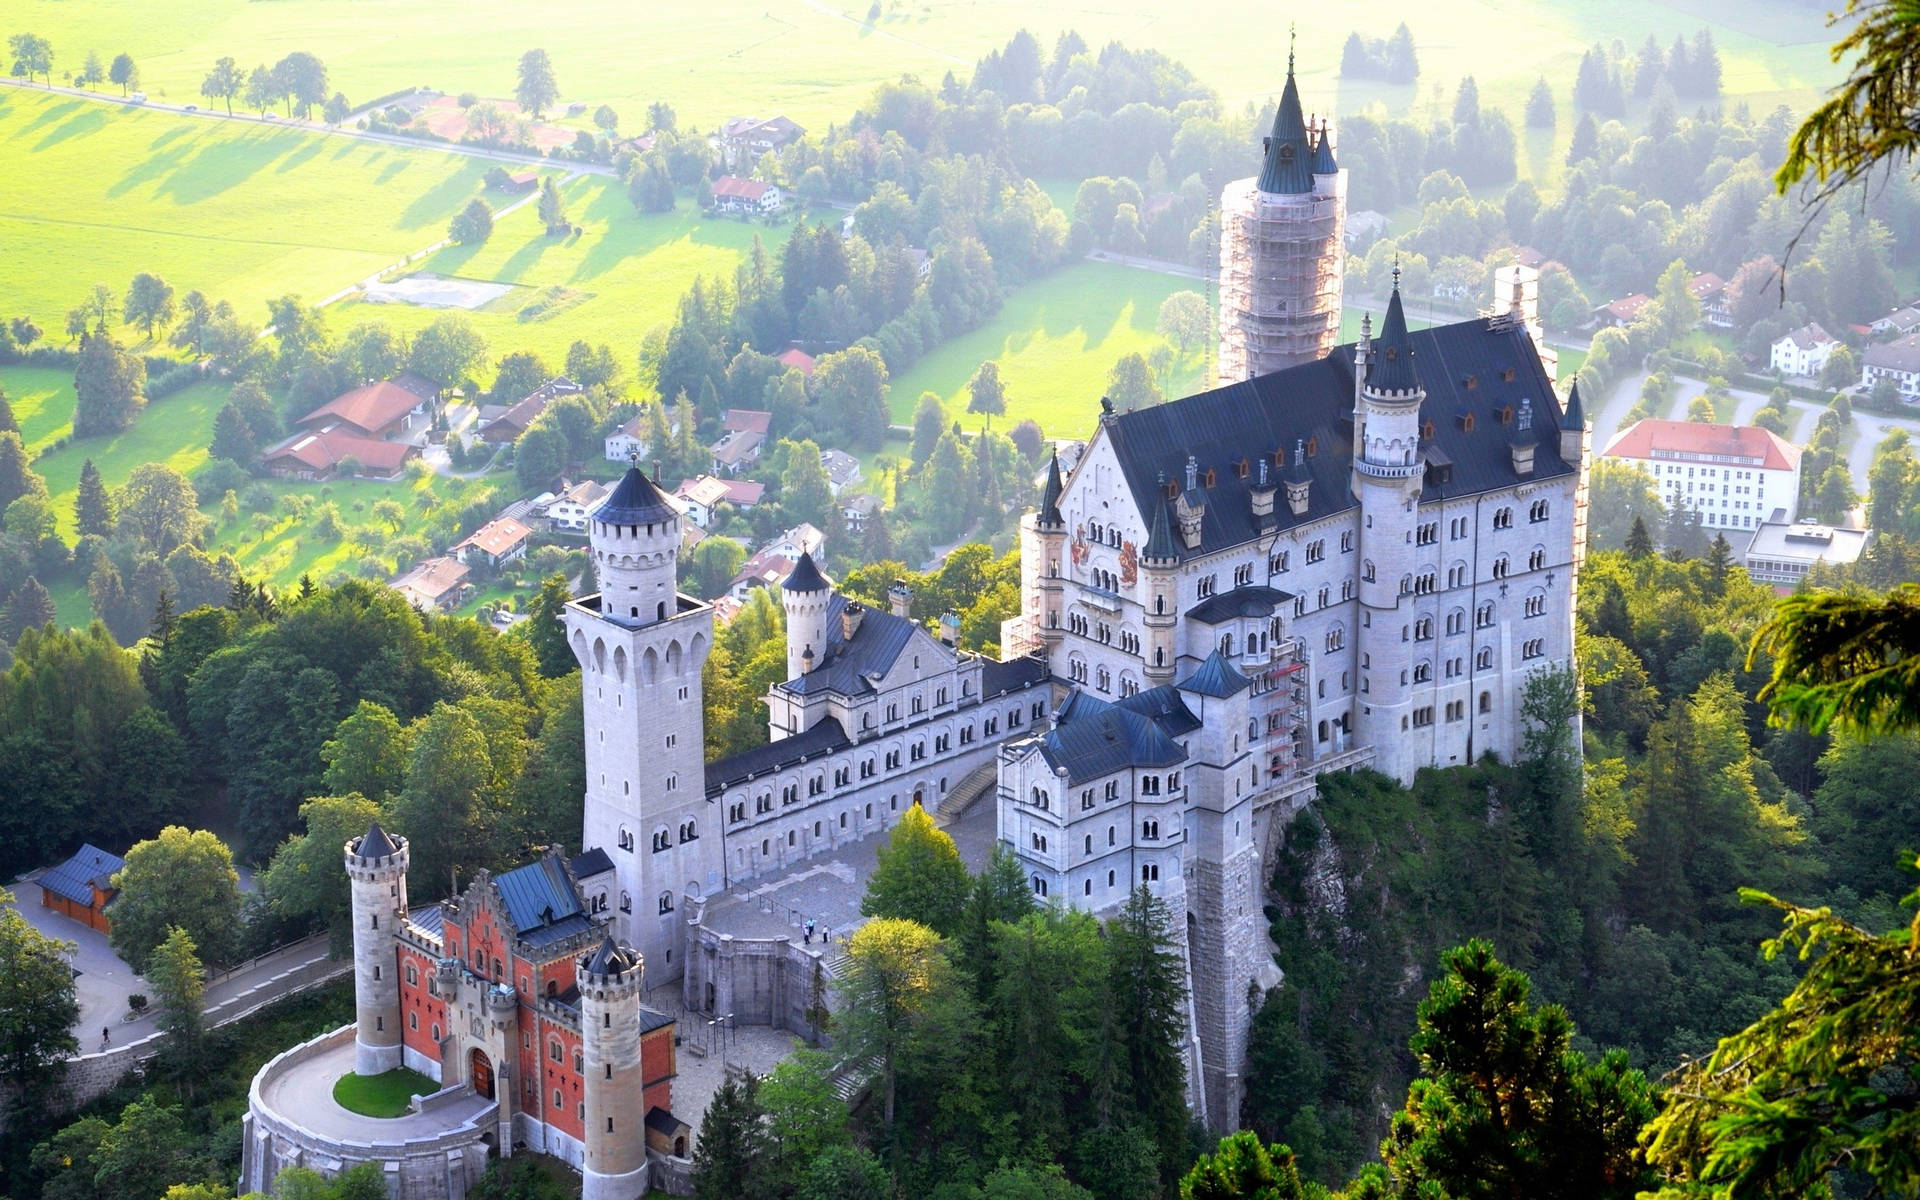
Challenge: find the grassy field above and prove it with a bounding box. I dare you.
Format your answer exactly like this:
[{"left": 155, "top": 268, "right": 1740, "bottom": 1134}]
[
  {"left": 0, "top": 88, "right": 520, "bottom": 331},
  {"left": 887, "top": 260, "right": 1209, "bottom": 436},
  {"left": 325, "top": 174, "right": 786, "bottom": 368},
  {"left": 5, "top": 0, "right": 1837, "bottom": 155}
]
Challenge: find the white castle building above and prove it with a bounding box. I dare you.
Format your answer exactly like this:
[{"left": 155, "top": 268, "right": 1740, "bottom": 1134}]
[{"left": 237, "top": 61, "right": 1585, "bottom": 1200}]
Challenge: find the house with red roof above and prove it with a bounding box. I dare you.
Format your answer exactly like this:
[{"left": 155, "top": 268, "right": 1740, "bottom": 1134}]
[
  {"left": 1602, "top": 418, "right": 1802, "bottom": 534},
  {"left": 1770, "top": 323, "right": 1837, "bottom": 377},
  {"left": 710, "top": 409, "right": 773, "bottom": 475},
  {"left": 298, "top": 379, "right": 432, "bottom": 440},
  {"left": 1689, "top": 272, "right": 1731, "bottom": 329},
  {"left": 390, "top": 556, "right": 473, "bottom": 612},
  {"left": 260, "top": 430, "right": 420, "bottom": 480},
  {"left": 1592, "top": 293, "right": 1653, "bottom": 328},
  {"left": 455, "top": 516, "right": 534, "bottom": 568},
  {"left": 774, "top": 348, "right": 815, "bottom": 376},
  {"left": 710, "top": 176, "right": 784, "bottom": 215}
]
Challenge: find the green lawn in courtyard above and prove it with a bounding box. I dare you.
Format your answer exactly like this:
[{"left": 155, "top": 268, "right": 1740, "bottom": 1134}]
[
  {"left": 324, "top": 175, "right": 789, "bottom": 372},
  {"left": 0, "top": 87, "right": 512, "bottom": 330},
  {"left": 332, "top": 1066, "right": 439, "bottom": 1118}
]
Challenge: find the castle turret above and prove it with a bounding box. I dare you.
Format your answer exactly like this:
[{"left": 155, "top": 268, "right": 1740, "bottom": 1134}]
[
  {"left": 580, "top": 936, "right": 649, "bottom": 1200},
  {"left": 1020, "top": 451, "right": 1069, "bottom": 659},
  {"left": 1217, "top": 46, "right": 1346, "bottom": 383},
  {"left": 1353, "top": 277, "right": 1427, "bottom": 784},
  {"left": 1141, "top": 494, "right": 1180, "bottom": 686},
  {"left": 781, "top": 552, "right": 833, "bottom": 681},
  {"left": 565, "top": 471, "right": 716, "bottom": 977},
  {"left": 590, "top": 467, "right": 684, "bottom": 628},
  {"left": 345, "top": 822, "right": 408, "bottom": 1075}
]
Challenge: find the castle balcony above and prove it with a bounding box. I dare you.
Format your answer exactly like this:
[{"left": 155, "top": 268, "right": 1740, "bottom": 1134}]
[
  {"left": 1356, "top": 459, "right": 1422, "bottom": 481},
  {"left": 1081, "top": 585, "right": 1122, "bottom": 614}
]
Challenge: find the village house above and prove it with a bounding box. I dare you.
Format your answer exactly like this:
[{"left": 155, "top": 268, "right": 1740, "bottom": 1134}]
[
  {"left": 1870, "top": 306, "right": 1920, "bottom": 337},
  {"left": 673, "top": 475, "right": 765, "bottom": 529},
  {"left": 819, "top": 449, "right": 861, "bottom": 496},
  {"left": 260, "top": 431, "right": 419, "bottom": 481},
  {"left": 298, "top": 377, "right": 435, "bottom": 440},
  {"left": 1863, "top": 332, "right": 1920, "bottom": 399},
  {"left": 840, "top": 492, "right": 880, "bottom": 533},
  {"left": 1592, "top": 293, "right": 1653, "bottom": 328},
  {"left": 774, "top": 348, "right": 815, "bottom": 376},
  {"left": 1689, "top": 272, "right": 1731, "bottom": 329},
  {"left": 479, "top": 377, "right": 584, "bottom": 444},
  {"left": 1602, "top": 418, "right": 1802, "bottom": 534},
  {"left": 709, "top": 409, "right": 773, "bottom": 475},
  {"left": 1770, "top": 322, "right": 1837, "bottom": 377},
  {"left": 548, "top": 479, "right": 612, "bottom": 534},
  {"left": 390, "top": 556, "right": 474, "bottom": 613},
  {"left": 455, "top": 516, "right": 534, "bottom": 569},
  {"left": 605, "top": 415, "right": 649, "bottom": 463},
  {"left": 709, "top": 176, "right": 784, "bottom": 215},
  {"left": 38, "top": 843, "right": 124, "bottom": 933},
  {"left": 712, "top": 115, "right": 805, "bottom": 170},
  {"left": 725, "top": 522, "right": 826, "bottom": 601}
]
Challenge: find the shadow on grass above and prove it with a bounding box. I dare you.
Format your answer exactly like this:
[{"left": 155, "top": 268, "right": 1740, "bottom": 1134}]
[
  {"left": 398, "top": 167, "right": 487, "bottom": 233},
  {"left": 149, "top": 125, "right": 195, "bottom": 151},
  {"left": 375, "top": 158, "right": 409, "bottom": 185},
  {"left": 274, "top": 135, "right": 327, "bottom": 174},
  {"left": 104, "top": 140, "right": 193, "bottom": 199},
  {"left": 33, "top": 106, "right": 109, "bottom": 151},
  {"left": 150, "top": 139, "right": 276, "bottom": 205},
  {"left": 9, "top": 96, "right": 83, "bottom": 140}
]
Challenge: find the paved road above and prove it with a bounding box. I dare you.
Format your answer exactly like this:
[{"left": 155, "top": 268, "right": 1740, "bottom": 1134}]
[
  {"left": 0, "top": 78, "right": 618, "bottom": 177},
  {"left": 4, "top": 882, "right": 335, "bottom": 1052}
]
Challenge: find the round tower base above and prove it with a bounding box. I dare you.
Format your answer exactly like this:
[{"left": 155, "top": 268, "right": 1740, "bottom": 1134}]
[
  {"left": 356, "top": 1040, "right": 403, "bottom": 1077},
  {"left": 583, "top": 1164, "right": 652, "bottom": 1200}
]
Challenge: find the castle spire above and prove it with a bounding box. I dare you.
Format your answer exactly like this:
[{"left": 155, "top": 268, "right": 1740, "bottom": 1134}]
[
  {"left": 1366, "top": 272, "right": 1420, "bottom": 395},
  {"left": 1038, "top": 450, "right": 1064, "bottom": 527},
  {"left": 1257, "top": 46, "right": 1313, "bottom": 195}
]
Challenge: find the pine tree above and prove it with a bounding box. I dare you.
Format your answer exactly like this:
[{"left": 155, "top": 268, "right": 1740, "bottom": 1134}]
[
  {"left": 76, "top": 459, "right": 113, "bottom": 536},
  {"left": 2, "top": 576, "right": 57, "bottom": 642},
  {"left": 209, "top": 403, "right": 257, "bottom": 464},
  {"left": 522, "top": 574, "right": 576, "bottom": 677},
  {"left": 690, "top": 1073, "right": 769, "bottom": 1200},
  {"left": 1566, "top": 114, "right": 1599, "bottom": 165},
  {"left": 0, "top": 431, "right": 46, "bottom": 512},
  {"left": 0, "top": 389, "right": 16, "bottom": 435},
  {"left": 1525, "top": 78, "right": 1556, "bottom": 130},
  {"left": 1108, "top": 886, "right": 1189, "bottom": 1170},
  {"left": 1624, "top": 515, "right": 1653, "bottom": 558},
  {"left": 1704, "top": 533, "right": 1732, "bottom": 596},
  {"left": 537, "top": 177, "right": 569, "bottom": 235}
]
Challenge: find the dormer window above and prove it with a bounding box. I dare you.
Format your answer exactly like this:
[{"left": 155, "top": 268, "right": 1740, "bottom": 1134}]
[
  {"left": 1502, "top": 367, "right": 1516, "bottom": 382},
  {"left": 1464, "top": 374, "right": 1478, "bottom": 389},
  {"left": 1305, "top": 436, "right": 1318, "bottom": 457},
  {"left": 1421, "top": 420, "right": 1435, "bottom": 440},
  {"left": 1499, "top": 405, "right": 1514, "bottom": 425},
  {"left": 1234, "top": 458, "right": 1250, "bottom": 479},
  {"left": 1279, "top": 143, "right": 1295, "bottom": 162},
  {"left": 1203, "top": 468, "right": 1217, "bottom": 488}
]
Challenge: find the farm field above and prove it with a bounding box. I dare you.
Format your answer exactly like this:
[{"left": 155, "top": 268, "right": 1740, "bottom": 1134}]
[
  {"left": 0, "top": 88, "right": 517, "bottom": 331},
  {"left": 887, "top": 261, "right": 1210, "bottom": 436},
  {"left": 325, "top": 174, "right": 788, "bottom": 368},
  {"left": 6, "top": 0, "right": 1835, "bottom": 173}
]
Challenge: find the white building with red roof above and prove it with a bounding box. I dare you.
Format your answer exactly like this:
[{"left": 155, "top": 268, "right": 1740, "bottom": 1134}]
[
  {"left": 454, "top": 516, "right": 534, "bottom": 568},
  {"left": 710, "top": 175, "right": 783, "bottom": 214},
  {"left": 1601, "top": 418, "right": 1802, "bottom": 533}
]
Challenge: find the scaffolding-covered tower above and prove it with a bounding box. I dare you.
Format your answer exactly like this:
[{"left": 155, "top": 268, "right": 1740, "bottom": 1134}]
[{"left": 1217, "top": 58, "right": 1346, "bottom": 385}]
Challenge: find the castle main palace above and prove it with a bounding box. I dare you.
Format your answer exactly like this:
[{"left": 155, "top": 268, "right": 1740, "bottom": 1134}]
[{"left": 240, "top": 59, "right": 1585, "bottom": 1200}]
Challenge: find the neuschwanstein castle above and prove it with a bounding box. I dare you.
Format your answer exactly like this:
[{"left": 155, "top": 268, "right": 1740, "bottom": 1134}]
[{"left": 239, "top": 59, "right": 1584, "bottom": 1200}]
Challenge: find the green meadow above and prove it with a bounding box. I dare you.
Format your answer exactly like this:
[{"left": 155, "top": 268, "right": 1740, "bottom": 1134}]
[
  {"left": 887, "top": 261, "right": 1209, "bottom": 438},
  {"left": 325, "top": 174, "right": 786, "bottom": 368},
  {"left": 0, "top": 87, "right": 508, "bottom": 329},
  {"left": 6, "top": 0, "right": 1834, "bottom": 157}
]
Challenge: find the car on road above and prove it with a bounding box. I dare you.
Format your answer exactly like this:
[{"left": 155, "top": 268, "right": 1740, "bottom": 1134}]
[
  {"left": 183, "top": 104, "right": 197, "bottom": 112},
  {"left": 128, "top": 92, "right": 147, "bottom": 104}
]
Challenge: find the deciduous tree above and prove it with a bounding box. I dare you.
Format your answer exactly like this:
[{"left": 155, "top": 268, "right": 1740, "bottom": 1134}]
[
  {"left": 271, "top": 51, "right": 328, "bottom": 118},
  {"left": 860, "top": 804, "right": 970, "bottom": 936},
  {"left": 0, "top": 887, "right": 78, "bottom": 1102},
  {"left": 73, "top": 330, "right": 146, "bottom": 436},
  {"left": 7, "top": 34, "right": 52, "bottom": 85},
  {"left": 449, "top": 198, "right": 494, "bottom": 245},
  {"left": 202, "top": 57, "right": 242, "bottom": 115},
  {"left": 116, "top": 462, "right": 206, "bottom": 556},
  {"left": 1105, "top": 352, "right": 1163, "bottom": 410},
  {"left": 107, "top": 826, "right": 242, "bottom": 972},
  {"left": 515, "top": 49, "right": 559, "bottom": 118},
  {"left": 967, "top": 359, "right": 1008, "bottom": 415},
  {"left": 261, "top": 793, "right": 382, "bottom": 950},
  {"left": 146, "top": 926, "right": 207, "bottom": 1090},
  {"left": 1157, "top": 290, "right": 1209, "bottom": 358},
  {"left": 108, "top": 52, "right": 138, "bottom": 97}
]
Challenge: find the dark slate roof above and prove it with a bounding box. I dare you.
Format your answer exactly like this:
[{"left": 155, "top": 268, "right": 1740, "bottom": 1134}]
[
  {"left": 641, "top": 1010, "right": 676, "bottom": 1035},
  {"left": 408, "top": 903, "right": 446, "bottom": 937},
  {"left": 1119, "top": 685, "right": 1203, "bottom": 737},
  {"left": 571, "top": 848, "right": 615, "bottom": 879},
  {"left": 982, "top": 653, "right": 1049, "bottom": 697},
  {"left": 1186, "top": 584, "right": 1293, "bottom": 625},
  {"left": 1368, "top": 284, "right": 1420, "bottom": 395},
  {"left": 647, "top": 1105, "right": 689, "bottom": 1134},
  {"left": 595, "top": 466, "right": 680, "bottom": 526},
  {"left": 1257, "top": 67, "right": 1314, "bottom": 195},
  {"left": 1036, "top": 690, "right": 1189, "bottom": 785},
  {"left": 358, "top": 821, "right": 398, "bottom": 859},
  {"left": 1179, "top": 650, "right": 1253, "bottom": 698},
  {"left": 493, "top": 856, "right": 595, "bottom": 948},
  {"left": 582, "top": 934, "right": 641, "bottom": 978},
  {"left": 781, "top": 551, "right": 830, "bottom": 593},
  {"left": 1562, "top": 378, "right": 1585, "bottom": 429},
  {"left": 40, "top": 844, "right": 123, "bottom": 906},
  {"left": 706, "top": 716, "right": 852, "bottom": 796},
  {"left": 1099, "top": 315, "right": 1573, "bottom": 562},
  {"left": 1144, "top": 493, "right": 1179, "bottom": 561},
  {"left": 1039, "top": 453, "right": 1064, "bottom": 526},
  {"left": 782, "top": 593, "right": 917, "bottom": 698},
  {"left": 1311, "top": 126, "right": 1338, "bottom": 175}
]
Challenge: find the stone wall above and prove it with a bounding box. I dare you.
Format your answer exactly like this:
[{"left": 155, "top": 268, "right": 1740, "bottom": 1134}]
[
  {"left": 683, "top": 929, "right": 830, "bottom": 1043},
  {"left": 241, "top": 1026, "right": 495, "bottom": 1200}
]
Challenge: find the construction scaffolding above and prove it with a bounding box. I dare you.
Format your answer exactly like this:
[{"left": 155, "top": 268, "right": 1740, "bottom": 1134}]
[
  {"left": 1253, "top": 637, "right": 1308, "bottom": 782},
  {"left": 1216, "top": 171, "right": 1346, "bottom": 385}
]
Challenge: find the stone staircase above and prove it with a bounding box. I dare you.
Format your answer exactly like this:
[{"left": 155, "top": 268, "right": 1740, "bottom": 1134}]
[{"left": 935, "top": 760, "right": 999, "bottom": 822}]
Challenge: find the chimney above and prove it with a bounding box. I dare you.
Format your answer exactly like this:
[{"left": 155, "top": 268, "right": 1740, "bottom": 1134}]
[
  {"left": 939, "top": 610, "right": 961, "bottom": 646},
  {"left": 1249, "top": 455, "right": 1276, "bottom": 522},
  {"left": 1285, "top": 439, "right": 1312, "bottom": 517},
  {"left": 888, "top": 580, "right": 914, "bottom": 618},
  {"left": 841, "top": 601, "right": 865, "bottom": 642},
  {"left": 1175, "top": 492, "right": 1205, "bottom": 550},
  {"left": 1184, "top": 454, "right": 1198, "bottom": 493}
]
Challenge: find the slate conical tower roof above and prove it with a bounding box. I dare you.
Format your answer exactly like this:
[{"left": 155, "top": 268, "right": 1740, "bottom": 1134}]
[
  {"left": 781, "top": 550, "right": 831, "bottom": 593},
  {"left": 583, "top": 932, "right": 638, "bottom": 978},
  {"left": 1256, "top": 56, "right": 1314, "bottom": 195},
  {"left": 1038, "top": 451, "right": 1065, "bottom": 526},
  {"left": 358, "top": 821, "right": 398, "bottom": 859},
  {"left": 1310, "top": 121, "right": 1338, "bottom": 175},
  {"left": 1366, "top": 275, "right": 1421, "bottom": 396},
  {"left": 1561, "top": 377, "right": 1585, "bottom": 429},
  {"left": 594, "top": 465, "right": 679, "bottom": 525},
  {"left": 1144, "top": 495, "right": 1179, "bottom": 562}
]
